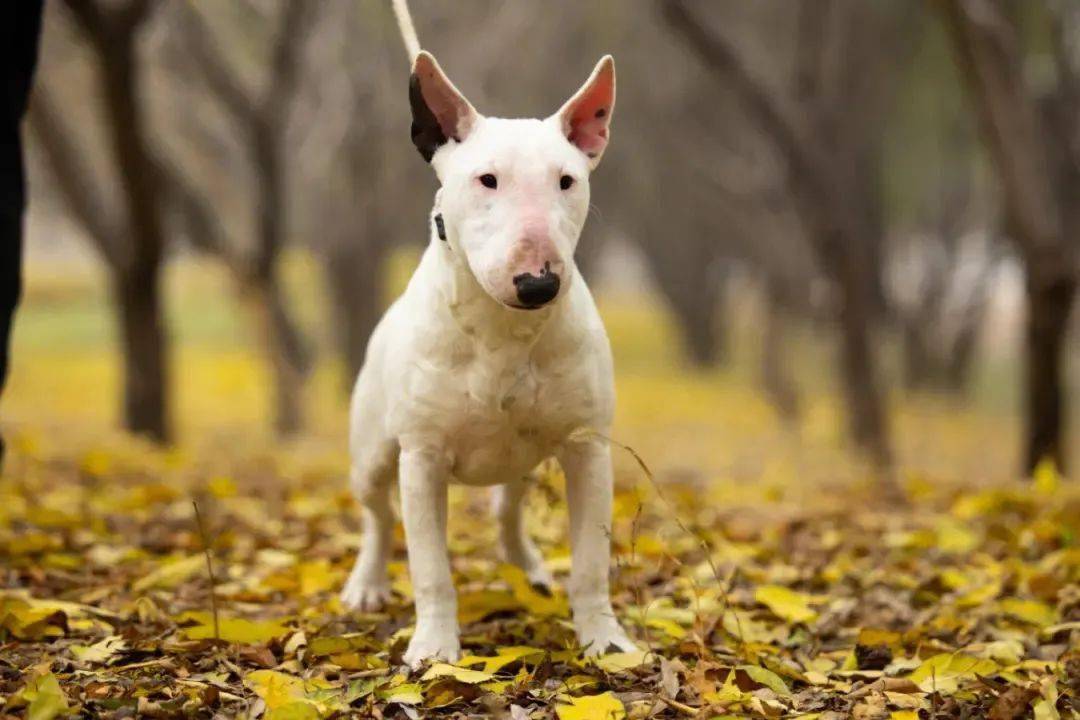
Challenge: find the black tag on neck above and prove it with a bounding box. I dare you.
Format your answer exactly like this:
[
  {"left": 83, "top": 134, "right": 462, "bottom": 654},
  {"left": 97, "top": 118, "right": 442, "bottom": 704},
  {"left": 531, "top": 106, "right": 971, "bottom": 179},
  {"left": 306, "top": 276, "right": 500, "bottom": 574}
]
[{"left": 434, "top": 213, "right": 446, "bottom": 241}]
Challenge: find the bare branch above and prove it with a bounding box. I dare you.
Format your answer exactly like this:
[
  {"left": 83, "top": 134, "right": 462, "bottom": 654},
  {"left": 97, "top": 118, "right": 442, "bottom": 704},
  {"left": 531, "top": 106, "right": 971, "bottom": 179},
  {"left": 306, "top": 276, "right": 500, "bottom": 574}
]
[
  {"left": 61, "top": 0, "right": 162, "bottom": 44},
  {"left": 171, "top": 3, "right": 258, "bottom": 124},
  {"left": 935, "top": 0, "right": 1064, "bottom": 268},
  {"left": 27, "top": 83, "right": 122, "bottom": 266},
  {"left": 59, "top": 0, "right": 107, "bottom": 40},
  {"left": 794, "top": 0, "right": 832, "bottom": 108},
  {"left": 1045, "top": 2, "right": 1080, "bottom": 169},
  {"left": 263, "top": 0, "right": 318, "bottom": 118},
  {"left": 119, "top": 0, "right": 163, "bottom": 28},
  {"left": 157, "top": 159, "right": 234, "bottom": 266},
  {"left": 659, "top": 1, "right": 825, "bottom": 216}
]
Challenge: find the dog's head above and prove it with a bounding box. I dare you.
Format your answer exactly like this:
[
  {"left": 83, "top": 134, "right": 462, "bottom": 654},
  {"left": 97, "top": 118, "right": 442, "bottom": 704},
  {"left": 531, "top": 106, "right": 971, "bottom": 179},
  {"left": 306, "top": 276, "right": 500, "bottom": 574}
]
[{"left": 409, "top": 52, "right": 615, "bottom": 311}]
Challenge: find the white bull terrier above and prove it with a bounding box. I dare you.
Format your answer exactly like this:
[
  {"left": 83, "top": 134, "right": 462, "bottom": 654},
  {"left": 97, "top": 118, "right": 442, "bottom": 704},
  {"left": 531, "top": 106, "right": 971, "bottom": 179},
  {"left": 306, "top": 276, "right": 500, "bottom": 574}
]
[{"left": 340, "top": 44, "right": 638, "bottom": 667}]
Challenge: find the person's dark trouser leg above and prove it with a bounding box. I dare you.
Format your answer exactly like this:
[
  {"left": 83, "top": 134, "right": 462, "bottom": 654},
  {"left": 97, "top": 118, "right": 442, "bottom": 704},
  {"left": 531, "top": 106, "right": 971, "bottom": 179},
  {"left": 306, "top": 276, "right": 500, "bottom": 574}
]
[
  {"left": 0, "top": 139, "right": 24, "bottom": 467},
  {"left": 0, "top": 1, "right": 45, "bottom": 468}
]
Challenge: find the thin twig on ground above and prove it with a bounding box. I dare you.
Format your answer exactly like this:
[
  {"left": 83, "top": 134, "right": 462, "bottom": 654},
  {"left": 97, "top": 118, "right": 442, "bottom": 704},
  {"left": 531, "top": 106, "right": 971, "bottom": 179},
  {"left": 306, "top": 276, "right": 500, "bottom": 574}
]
[
  {"left": 192, "top": 499, "right": 220, "bottom": 642},
  {"left": 570, "top": 428, "right": 746, "bottom": 649}
]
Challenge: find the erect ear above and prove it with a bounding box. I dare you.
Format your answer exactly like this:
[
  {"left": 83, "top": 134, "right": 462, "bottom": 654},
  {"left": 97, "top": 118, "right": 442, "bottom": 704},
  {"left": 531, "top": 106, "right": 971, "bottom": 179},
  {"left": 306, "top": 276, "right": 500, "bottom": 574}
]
[
  {"left": 409, "top": 51, "right": 479, "bottom": 163},
  {"left": 551, "top": 55, "right": 615, "bottom": 169}
]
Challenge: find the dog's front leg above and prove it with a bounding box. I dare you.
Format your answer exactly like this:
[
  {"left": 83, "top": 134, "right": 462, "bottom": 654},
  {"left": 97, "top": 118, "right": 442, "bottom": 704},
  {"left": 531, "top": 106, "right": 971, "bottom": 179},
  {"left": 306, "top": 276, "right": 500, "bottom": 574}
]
[
  {"left": 560, "top": 438, "right": 639, "bottom": 656},
  {"left": 399, "top": 445, "right": 460, "bottom": 667}
]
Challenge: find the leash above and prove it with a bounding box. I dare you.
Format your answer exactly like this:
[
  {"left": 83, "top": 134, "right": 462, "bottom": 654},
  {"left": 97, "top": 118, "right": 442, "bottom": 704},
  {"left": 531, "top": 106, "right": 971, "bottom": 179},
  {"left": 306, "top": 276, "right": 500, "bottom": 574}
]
[
  {"left": 389, "top": 0, "right": 446, "bottom": 242},
  {"left": 390, "top": 0, "right": 421, "bottom": 62}
]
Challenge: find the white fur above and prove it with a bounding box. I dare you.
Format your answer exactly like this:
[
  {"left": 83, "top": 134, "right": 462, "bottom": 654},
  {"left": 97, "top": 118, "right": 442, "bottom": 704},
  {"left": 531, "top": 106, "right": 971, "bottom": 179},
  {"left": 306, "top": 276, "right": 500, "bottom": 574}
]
[{"left": 341, "top": 55, "right": 635, "bottom": 667}]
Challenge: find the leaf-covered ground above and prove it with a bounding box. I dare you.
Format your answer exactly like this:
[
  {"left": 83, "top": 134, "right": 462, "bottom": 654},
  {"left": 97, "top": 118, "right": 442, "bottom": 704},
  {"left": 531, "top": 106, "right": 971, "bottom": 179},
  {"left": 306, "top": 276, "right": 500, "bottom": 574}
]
[
  {"left": 2, "top": 260, "right": 1079, "bottom": 718},
  {"left": 1, "top": 434, "right": 1077, "bottom": 719}
]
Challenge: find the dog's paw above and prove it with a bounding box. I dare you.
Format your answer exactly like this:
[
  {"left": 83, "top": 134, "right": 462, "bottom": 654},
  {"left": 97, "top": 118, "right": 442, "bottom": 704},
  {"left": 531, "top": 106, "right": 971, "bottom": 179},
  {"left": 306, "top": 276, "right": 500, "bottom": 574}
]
[
  {"left": 403, "top": 625, "right": 461, "bottom": 669},
  {"left": 340, "top": 577, "right": 393, "bottom": 612},
  {"left": 524, "top": 564, "right": 556, "bottom": 595},
  {"left": 502, "top": 544, "right": 555, "bottom": 594},
  {"left": 577, "top": 618, "right": 639, "bottom": 657}
]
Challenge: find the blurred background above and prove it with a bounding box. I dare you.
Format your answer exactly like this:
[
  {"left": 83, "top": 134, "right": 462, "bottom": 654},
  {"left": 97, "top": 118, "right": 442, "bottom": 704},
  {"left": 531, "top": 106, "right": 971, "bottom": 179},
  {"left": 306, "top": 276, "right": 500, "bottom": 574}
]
[{"left": 4, "top": 0, "right": 1078, "bottom": 487}]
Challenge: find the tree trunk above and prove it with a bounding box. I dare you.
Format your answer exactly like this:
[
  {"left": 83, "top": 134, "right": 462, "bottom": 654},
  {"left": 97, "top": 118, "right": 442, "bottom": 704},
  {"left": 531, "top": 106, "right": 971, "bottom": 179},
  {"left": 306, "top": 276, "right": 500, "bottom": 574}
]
[
  {"left": 673, "top": 286, "right": 726, "bottom": 368},
  {"left": 935, "top": 0, "right": 1078, "bottom": 474},
  {"left": 834, "top": 253, "right": 892, "bottom": 467},
  {"left": 243, "top": 269, "right": 309, "bottom": 437},
  {"left": 323, "top": 242, "right": 384, "bottom": 390},
  {"left": 647, "top": 252, "right": 728, "bottom": 368},
  {"left": 945, "top": 323, "right": 979, "bottom": 394},
  {"left": 902, "top": 321, "right": 934, "bottom": 391},
  {"left": 96, "top": 22, "right": 171, "bottom": 442},
  {"left": 684, "top": 323, "right": 720, "bottom": 368},
  {"left": 169, "top": 0, "right": 315, "bottom": 436},
  {"left": 681, "top": 300, "right": 724, "bottom": 369},
  {"left": 761, "top": 277, "right": 800, "bottom": 423},
  {"left": 251, "top": 127, "right": 311, "bottom": 435},
  {"left": 659, "top": 0, "right": 894, "bottom": 468},
  {"left": 1024, "top": 272, "right": 1078, "bottom": 472},
  {"left": 114, "top": 266, "right": 169, "bottom": 441},
  {"left": 945, "top": 262, "right": 993, "bottom": 395}
]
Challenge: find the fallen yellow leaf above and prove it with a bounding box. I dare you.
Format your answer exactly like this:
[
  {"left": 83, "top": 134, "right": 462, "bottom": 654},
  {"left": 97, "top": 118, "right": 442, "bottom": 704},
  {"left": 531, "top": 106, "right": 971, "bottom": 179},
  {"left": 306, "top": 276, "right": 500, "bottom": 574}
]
[
  {"left": 298, "top": 559, "right": 340, "bottom": 596},
  {"left": 377, "top": 682, "right": 423, "bottom": 705},
  {"left": 457, "top": 646, "right": 544, "bottom": 673},
  {"left": 0, "top": 597, "right": 67, "bottom": 640},
  {"left": 132, "top": 555, "right": 204, "bottom": 592},
  {"left": 499, "top": 564, "right": 569, "bottom": 618},
  {"left": 593, "top": 650, "right": 649, "bottom": 673},
  {"left": 556, "top": 692, "right": 626, "bottom": 720},
  {"left": 420, "top": 662, "right": 494, "bottom": 684},
  {"left": 70, "top": 635, "right": 126, "bottom": 664},
  {"left": 21, "top": 671, "right": 69, "bottom": 720},
  {"left": 999, "top": 598, "right": 1056, "bottom": 627},
  {"left": 179, "top": 611, "right": 291, "bottom": 644},
  {"left": 754, "top": 585, "right": 818, "bottom": 624},
  {"left": 244, "top": 670, "right": 335, "bottom": 719},
  {"left": 737, "top": 664, "right": 790, "bottom": 697},
  {"left": 457, "top": 590, "right": 521, "bottom": 624},
  {"left": 909, "top": 653, "right": 997, "bottom": 693}
]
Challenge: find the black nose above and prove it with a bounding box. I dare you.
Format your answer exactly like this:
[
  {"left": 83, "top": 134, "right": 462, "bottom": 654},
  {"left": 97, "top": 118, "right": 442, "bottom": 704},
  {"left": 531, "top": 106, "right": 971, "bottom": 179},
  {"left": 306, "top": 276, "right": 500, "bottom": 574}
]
[{"left": 513, "top": 266, "right": 561, "bottom": 308}]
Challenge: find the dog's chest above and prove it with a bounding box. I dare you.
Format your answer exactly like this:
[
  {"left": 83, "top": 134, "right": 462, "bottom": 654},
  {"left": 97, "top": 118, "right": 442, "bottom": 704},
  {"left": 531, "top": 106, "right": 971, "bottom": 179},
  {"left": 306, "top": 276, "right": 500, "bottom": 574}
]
[{"left": 440, "top": 346, "right": 586, "bottom": 485}]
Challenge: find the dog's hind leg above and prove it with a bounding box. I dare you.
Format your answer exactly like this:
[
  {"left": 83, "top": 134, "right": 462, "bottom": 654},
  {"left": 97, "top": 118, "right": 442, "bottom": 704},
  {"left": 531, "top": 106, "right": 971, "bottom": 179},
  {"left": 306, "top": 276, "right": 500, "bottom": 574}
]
[
  {"left": 341, "top": 448, "right": 396, "bottom": 612},
  {"left": 492, "top": 476, "right": 554, "bottom": 592}
]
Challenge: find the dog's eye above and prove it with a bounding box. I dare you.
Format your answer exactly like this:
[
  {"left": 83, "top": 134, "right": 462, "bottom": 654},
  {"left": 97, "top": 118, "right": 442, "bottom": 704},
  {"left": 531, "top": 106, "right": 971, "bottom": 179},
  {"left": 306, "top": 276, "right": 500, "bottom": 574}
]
[
  {"left": 559, "top": 175, "right": 574, "bottom": 191},
  {"left": 479, "top": 173, "right": 498, "bottom": 189}
]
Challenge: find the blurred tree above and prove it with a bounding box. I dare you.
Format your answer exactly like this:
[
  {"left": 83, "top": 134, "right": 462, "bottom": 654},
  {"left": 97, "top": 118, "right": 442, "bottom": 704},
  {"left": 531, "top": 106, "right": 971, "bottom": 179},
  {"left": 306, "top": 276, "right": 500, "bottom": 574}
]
[
  {"left": 30, "top": 0, "right": 172, "bottom": 442},
  {"left": 326, "top": 0, "right": 791, "bottom": 375},
  {"left": 761, "top": 274, "right": 803, "bottom": 423},
  {"left": 297, "top": 1, "right": 412, "bottom": 389},
  {"left": 896, "top": 230, "right": 1001, "bottom": 395},
  {"left": 936, "top": 0, "right": 1079, "bottom": 472},
  {"left": 171, "top": 0, "right": 316, "bottom": 436},
  {"left": 660, "top": 0, "right": 914, "bottom": 469},
  {"left": 317, "top": 116, "right": 396, "bottom": 389},
  {"left": 882, "top": 14, "right": 1001, "bottom": 397}
]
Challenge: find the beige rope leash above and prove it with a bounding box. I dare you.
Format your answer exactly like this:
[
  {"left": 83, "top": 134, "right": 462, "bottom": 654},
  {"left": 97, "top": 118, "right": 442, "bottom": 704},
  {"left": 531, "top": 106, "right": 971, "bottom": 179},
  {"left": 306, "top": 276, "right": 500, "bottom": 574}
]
[{"left": 390, "top": 0, "right": 421, "bottom": 62}]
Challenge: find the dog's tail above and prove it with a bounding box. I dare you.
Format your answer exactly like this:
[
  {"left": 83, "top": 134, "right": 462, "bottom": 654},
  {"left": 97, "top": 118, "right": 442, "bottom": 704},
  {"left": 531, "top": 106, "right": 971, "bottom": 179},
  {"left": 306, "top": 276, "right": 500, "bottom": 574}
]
[{"left": 390, "top": 0, "right": 421, "bottom": 62}]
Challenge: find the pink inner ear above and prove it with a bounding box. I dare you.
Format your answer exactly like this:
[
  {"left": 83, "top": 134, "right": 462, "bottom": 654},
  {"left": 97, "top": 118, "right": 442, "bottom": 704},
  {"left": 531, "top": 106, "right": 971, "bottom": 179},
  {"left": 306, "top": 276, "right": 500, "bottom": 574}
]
[
  {"left": 425, "top": 85, "right": 468, "bottom": 140},
  {"left": 565, "top": 79, "right": 614, "bottom": 158},
  {"left": 425, "top": 82, "right": 470, "bottom": 142},
  {"left": 414, "top": 53, "right": 476, "bottom": 143}
]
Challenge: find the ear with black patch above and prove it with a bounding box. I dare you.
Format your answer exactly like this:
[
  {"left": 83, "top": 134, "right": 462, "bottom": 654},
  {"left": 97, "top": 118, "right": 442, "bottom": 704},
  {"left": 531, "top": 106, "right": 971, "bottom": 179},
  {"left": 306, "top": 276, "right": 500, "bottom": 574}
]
[
  {"left": 409, "top": 51, "right": 479, "bottom": 162},
  {"left": 551, "top": 55, "right": 615, "bottom": 169}
]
